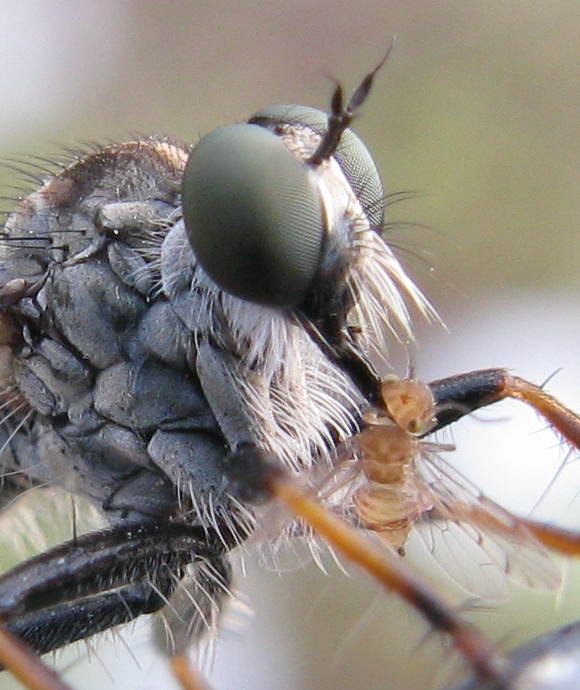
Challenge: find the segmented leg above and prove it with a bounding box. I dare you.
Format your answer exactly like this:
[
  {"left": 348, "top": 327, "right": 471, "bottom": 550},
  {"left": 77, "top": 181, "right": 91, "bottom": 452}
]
[
  {"left": 267, "top": 369, "right": 580, "bottom": 688},
  {"left": 0, "top": 522, "right": 232, "bottom": 690},
  {"left": 3, "top": 368, "right": 580, "bottom": 689}
]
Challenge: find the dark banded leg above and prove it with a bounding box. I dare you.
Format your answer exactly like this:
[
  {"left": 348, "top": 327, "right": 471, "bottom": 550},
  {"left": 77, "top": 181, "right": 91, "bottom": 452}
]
[
  {"left": 266, "top": 369, "right": 580, "bottom": 688},
  {"left": 0, "top": 522, "right": 230, "bottom": 690}
]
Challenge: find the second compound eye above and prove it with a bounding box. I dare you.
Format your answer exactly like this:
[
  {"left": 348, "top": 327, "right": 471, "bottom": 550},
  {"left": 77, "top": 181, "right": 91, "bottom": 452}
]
[
  {"left": 250, "top": 105, "right": 385, "bottom": 231},
  {"left": 182, "top": 123, "right": 324, "bottom": 308}
]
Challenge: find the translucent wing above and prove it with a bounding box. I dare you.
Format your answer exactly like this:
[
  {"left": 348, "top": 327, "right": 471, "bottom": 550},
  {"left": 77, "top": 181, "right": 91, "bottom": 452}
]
[{"left": 413, "top": 441, "right": 562, "bottom": 599}]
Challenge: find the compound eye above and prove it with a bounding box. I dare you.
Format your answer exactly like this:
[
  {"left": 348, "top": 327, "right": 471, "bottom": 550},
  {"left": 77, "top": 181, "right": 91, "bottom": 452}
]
[
  {"left": 250, "top": 105, "right": 385, "bottom": 230},
  {"left": 182, "top": 123, "right": 323, "bottom": 308}
]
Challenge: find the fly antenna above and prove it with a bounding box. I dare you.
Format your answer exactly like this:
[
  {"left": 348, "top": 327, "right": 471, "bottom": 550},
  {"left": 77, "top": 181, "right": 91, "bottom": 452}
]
[{"left": 308, "top": 38, "right": 395, "bottom": 166}]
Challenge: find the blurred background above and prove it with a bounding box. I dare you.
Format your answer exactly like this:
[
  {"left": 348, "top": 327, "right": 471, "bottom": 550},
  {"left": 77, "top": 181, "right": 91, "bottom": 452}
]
[{"left": 2, "top": 1, "right": 580, "bottom": 688}]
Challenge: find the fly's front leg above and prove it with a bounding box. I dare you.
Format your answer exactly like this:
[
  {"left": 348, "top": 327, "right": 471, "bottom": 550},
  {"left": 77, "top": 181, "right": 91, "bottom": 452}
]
[
  {"left": 429, "top": 368, "right": 580, "bottom": 448},
  {"left": 196, "top": 347, "right": 508, "bottom": 684},
  {"left": 263, "top": 463, "right": 508, "bottom": 685},
  {"left": 242, "top": 368, "right": 580, "bottom": 689},
  {"left": 429, "top": 368, "right": 580, "bottom": 557}
]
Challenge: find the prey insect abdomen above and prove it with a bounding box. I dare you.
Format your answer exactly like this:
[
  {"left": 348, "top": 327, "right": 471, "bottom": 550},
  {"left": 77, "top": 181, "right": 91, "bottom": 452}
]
[{"left": 353, "top": 377, "right": 437, "bottom": 550}]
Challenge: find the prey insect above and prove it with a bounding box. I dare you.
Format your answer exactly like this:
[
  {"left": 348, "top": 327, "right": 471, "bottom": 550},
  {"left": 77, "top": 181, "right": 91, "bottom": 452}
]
[{"left": 1, "top": 52, "right": 580, "bottom": 690}]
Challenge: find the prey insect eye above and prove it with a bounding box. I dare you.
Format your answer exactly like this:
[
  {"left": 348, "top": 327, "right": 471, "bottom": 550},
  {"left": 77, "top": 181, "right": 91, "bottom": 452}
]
[{"left": 182, "top": 123, "right": 324, "bottom": 307}]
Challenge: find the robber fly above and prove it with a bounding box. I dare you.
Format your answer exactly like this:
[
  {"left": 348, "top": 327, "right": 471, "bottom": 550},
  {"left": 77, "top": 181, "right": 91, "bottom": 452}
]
[{"left": 1, "top": 52, "right": 580, "bottom": 690}]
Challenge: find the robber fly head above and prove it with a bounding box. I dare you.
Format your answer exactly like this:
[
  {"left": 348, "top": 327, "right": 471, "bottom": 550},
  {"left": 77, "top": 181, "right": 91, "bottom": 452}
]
[
  {"left": 179, "top": 59, "right": 437, "bottom": 395},
  {"left": 182, "top": 103, "right": 385, "bottom": 310}
]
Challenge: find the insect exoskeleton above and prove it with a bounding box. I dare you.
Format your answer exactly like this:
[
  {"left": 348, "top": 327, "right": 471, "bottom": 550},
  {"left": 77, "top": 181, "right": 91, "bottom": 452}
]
[{"left": 353, "top": 376, "right": 436, "bottom": 551}]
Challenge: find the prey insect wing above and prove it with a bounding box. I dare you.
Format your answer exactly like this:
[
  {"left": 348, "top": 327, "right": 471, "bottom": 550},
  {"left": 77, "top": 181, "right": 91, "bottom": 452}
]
[
  {"left": 414, "top": 448, "right": 562, "bottom": 597},
  {"left": 331, "top": 376, "right": 562, "bottom": 599}
]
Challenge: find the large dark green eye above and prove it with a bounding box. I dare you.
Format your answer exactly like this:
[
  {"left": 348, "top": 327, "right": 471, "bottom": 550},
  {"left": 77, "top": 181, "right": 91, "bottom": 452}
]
[
  {"left": 182, "top": 123, "right": 323, "bottom": 308},
  {"left": 250, "top": 105, "right": 385, "bottom": 230}
]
